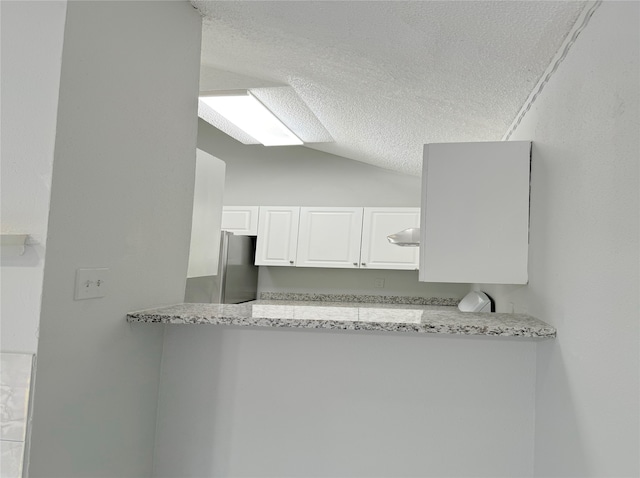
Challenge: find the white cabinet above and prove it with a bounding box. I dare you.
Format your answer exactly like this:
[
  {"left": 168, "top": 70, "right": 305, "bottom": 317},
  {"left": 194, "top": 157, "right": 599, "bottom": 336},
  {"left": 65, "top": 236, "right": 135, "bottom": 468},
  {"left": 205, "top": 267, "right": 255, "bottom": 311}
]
[
  {"left": 254, "top": 206, "right": 421, "bottom": 270},
  {"left": 255, "top": 207, "right": 300, "bottom": 266},
  {"left": 419, "top": 141, "right": 531, "bottom": 284},
  {"left": 360, "top": 207, "right": 420, "bottom": 270},
  {"left": 221, "top": 206, "right": 259, "bottom": 235},
  {"left": 296, "top": 207, "right": 363, "bottom": 268},
  {"left": 187, "top": 150, "right": 225, "bottom": 278}
]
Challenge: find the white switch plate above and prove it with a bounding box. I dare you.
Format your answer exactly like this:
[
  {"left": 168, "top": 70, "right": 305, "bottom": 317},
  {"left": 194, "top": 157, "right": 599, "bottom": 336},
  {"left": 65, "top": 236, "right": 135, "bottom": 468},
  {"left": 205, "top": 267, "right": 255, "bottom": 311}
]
[
  {"left": 374, "top": 278, "right": 385, "bottom": 288},
  {"left": 75, "top": 268, "right": 109, "bottom": 300}
]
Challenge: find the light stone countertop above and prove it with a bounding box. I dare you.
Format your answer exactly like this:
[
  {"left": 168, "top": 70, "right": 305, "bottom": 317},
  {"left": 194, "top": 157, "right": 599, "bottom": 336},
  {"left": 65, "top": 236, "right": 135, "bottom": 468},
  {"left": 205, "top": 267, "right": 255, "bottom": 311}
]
[{"left": 127, "top": 300, "right": 556, "bottom": 339}]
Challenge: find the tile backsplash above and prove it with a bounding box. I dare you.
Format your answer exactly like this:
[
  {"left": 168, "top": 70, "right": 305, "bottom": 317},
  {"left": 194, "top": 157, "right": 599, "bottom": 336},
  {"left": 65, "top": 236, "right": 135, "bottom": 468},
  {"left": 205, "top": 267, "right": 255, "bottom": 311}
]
[{"left": 1, "top": 353, "right": 34, "bottom": 478}]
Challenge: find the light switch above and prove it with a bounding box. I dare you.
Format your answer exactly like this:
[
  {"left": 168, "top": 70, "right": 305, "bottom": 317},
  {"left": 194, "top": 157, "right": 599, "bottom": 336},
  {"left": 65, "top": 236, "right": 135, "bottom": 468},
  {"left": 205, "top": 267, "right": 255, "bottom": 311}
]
[{"left": 74, "top": 268, "right": 109, "bottom": 300}]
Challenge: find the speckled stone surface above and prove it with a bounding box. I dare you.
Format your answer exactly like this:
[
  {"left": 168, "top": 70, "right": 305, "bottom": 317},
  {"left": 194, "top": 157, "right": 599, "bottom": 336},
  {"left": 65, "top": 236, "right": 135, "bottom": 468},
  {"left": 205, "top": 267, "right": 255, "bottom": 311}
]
[
  {"left": 259, "top": 292, "right": 460, "bottom": 306},
  {"left": 127, "top": 301, "right": 556, "bottom": 338}
]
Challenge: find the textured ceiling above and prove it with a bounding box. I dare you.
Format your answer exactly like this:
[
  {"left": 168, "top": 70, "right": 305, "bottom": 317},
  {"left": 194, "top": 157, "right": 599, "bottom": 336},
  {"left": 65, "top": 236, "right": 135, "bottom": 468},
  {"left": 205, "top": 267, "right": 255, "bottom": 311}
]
[{"left": 193, "top": 1, "right": 586, "bottom": 176}]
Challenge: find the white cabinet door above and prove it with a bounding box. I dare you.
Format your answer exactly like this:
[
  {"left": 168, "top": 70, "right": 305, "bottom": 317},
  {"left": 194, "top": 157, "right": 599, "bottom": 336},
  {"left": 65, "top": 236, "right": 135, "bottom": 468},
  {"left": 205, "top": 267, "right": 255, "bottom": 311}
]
[
  {"left": 221, "top": 206, "right": 259, "bottom": 235},
  {"left": 360, "top": 207, "right": 420, "bottom": 270},
  {"left": 255, "top": 207, "right": 300, "bottom": 266},
  {"left": 419, "top": 141, "right": 531, "bottom": 284},
  {"left": 296, "top": 207, "right": 363, "bottom": 268}
]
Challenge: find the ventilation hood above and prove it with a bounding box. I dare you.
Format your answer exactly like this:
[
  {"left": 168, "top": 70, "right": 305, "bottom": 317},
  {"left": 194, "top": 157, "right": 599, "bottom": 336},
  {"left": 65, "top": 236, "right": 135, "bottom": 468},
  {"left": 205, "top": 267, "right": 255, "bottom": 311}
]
[{"left": 387, "top": 228, "right": 420, "bottom": 247}]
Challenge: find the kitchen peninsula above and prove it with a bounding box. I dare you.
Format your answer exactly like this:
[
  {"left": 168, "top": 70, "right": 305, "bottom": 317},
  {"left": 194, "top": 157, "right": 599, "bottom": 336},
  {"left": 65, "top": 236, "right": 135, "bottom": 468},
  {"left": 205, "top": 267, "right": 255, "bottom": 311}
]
[
  {"left": 145, "top": 293, "right": 550, "bottom": 477},
  {"left": 127, "top": 294, "right": 555, "bottom": 339}
]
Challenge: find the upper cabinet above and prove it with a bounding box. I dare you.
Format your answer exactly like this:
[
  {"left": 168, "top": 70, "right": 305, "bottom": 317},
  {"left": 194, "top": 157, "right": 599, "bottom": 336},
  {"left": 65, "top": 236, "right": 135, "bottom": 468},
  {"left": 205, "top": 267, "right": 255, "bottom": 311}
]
[
  {"left": 231, "top": 205, "right": 421, "bottom": 270},
  {"left": 253, "top": 206, "right": 420, "bottom": 270},
  {"left": 419, "top": 141, "right": 531, "bottom": 284},
  {"left": 296, "top": 207, "right": 364, "bottom": 268},
  {"left": 361, "top": 207, "right": 420, "bottom": 270},
  {"left": 255, "top": 206, "right": 300, "bottom": 266},
  {"left": 221, "top": 206, "right": 259, "bottom": 235}
]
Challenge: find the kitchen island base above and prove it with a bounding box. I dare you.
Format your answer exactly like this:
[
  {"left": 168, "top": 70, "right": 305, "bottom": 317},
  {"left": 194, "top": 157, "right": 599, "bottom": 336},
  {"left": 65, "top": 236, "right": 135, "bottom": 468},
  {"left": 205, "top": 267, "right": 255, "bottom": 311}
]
[{"left": 150, "top": 324, "right": 536, "bottom": 477}]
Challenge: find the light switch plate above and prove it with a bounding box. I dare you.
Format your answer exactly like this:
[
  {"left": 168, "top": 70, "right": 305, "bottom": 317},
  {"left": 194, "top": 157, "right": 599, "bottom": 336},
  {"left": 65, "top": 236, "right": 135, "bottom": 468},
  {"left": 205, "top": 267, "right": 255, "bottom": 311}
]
[{"left": 75, "top": 268, "right": 108, "bottom": 300}]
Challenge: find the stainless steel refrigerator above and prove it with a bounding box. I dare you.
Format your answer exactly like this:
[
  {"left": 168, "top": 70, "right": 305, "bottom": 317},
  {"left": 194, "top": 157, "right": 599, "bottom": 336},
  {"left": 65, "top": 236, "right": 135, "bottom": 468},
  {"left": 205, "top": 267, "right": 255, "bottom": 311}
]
[{"left": 184, "top": 231, "right": 259, "bottom": 304}]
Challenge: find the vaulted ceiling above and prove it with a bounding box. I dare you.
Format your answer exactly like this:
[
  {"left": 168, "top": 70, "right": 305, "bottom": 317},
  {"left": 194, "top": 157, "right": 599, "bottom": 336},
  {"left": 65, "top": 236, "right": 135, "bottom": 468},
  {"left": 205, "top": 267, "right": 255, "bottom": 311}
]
[{"left": 192, "top": 1, "right": 586, "bottom": 176}]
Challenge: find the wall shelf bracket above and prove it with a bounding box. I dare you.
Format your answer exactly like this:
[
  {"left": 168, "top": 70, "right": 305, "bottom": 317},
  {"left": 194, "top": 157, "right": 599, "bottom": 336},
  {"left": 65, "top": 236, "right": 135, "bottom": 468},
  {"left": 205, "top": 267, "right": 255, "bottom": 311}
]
[{"left": 1, "top": 234, "right": 30, "bottom": 256}]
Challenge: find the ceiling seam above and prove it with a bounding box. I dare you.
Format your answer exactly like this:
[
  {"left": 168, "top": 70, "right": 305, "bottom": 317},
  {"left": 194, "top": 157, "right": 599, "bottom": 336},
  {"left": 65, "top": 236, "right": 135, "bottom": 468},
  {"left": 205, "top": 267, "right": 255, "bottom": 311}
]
[{"left": 502, "top": 0, "right": 602, "bottom": 141}]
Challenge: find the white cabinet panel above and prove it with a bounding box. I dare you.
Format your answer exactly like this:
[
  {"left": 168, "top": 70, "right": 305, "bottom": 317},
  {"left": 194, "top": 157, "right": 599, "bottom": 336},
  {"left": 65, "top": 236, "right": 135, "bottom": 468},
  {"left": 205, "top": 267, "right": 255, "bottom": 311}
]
[
  {"left": 187, "top": 150, "right": 225, "bottom": 278},
  {"left": 221, "top": 206, "right": 259, "bottom": 235},
  {"left": 361, "top": 207, "right": 420, "bottom": 270},
  {"left": 419, "top": 141, "right": 531, "bottom": 284},
  {"left": 296, "top": 207, "right": 363, "bottom": 268},
  {"left": 255, "top": 207, "right": 300, "bottom": 266}
]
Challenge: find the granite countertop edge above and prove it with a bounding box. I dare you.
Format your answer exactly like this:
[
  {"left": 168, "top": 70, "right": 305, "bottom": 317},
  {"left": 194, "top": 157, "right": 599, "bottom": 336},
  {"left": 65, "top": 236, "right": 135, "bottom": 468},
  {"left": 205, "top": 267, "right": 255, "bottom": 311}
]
[{"left": 126, "top": 300, "right": 556, "bottom": 339}]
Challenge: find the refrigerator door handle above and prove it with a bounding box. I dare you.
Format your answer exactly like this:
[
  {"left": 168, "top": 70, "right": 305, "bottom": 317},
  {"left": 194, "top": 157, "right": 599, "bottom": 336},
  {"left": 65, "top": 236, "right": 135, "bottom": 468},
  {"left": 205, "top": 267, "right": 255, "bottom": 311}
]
[{"left": 215, "top": 231, "right": 231, "bottom": 303}]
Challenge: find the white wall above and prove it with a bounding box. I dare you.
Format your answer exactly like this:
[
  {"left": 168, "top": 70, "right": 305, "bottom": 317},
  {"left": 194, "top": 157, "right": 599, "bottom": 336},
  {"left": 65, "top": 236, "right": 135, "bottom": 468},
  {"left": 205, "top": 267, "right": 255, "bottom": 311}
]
[
  {"left": 26, "top": 2, "right": 202, "bottom": 477},
  {"left": 197, "top": 120, "right": 422, "bottom": 206},
  {"left": 198, "top": 121, "right": 468, "bottom": 299},
  {"left": 0, "top": 0, "right": 67, "bottom": 354},
  {"left": 477, "top": 2, "right": 639, "bottom": 476},
  {"left": 154, "top": 326, "right": 537, "bottom": 477}
]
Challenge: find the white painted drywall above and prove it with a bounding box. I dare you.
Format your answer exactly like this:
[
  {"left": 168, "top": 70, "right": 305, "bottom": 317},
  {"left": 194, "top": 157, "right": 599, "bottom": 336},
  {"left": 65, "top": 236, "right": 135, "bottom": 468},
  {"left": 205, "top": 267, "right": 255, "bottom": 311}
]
[
  {"left": 26, "top": 2, "right": 202, "bottom": 477},
  {"left": 198, "top": 121, "right": 468, "bottom": 299},
  {"left": 476, "top": 2, "right": 639, "bottom": 476},
  {"left": 187, "top": 150, "right": 225, "bottom": 278},
  {"left": 154, "top": 326, "right": 537, "bottom": 477},
  {"left": 0, "top": 0, "right": 67, "bottom": 354},
  {"left": 197, "top": 120, "right": 422, "bottom": 207}
]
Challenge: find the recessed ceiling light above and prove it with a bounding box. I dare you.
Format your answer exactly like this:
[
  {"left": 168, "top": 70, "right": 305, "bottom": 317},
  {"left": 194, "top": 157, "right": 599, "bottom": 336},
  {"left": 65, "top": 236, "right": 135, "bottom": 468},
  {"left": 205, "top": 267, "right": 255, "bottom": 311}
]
[{"left": 199, "top": 90, "right": 303, "bottom": 146}]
